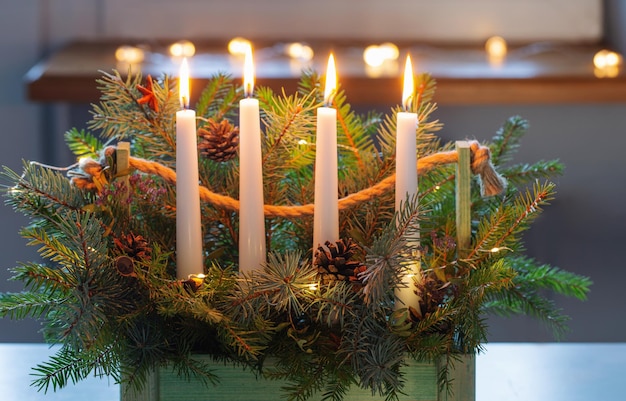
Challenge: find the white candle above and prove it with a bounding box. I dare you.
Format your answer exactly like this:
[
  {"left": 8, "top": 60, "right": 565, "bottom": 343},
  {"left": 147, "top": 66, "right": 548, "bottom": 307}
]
[
  {"left": 238, "top": 45, "right": 267, "bottom": 274},
  {"left": 313, "top": 54, "right": 340, "bottom": 254},
  {"left": 395, "top": 55, "right": 421, "bottom": 311},
  {"left": 176, "top": 57, "right": 204, "bottom": 279}
]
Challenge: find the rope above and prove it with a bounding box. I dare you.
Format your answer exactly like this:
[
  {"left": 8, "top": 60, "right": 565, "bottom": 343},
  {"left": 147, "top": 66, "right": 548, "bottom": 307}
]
[{"left": 121, "top": 140, "right": 505, "bottom": 218}]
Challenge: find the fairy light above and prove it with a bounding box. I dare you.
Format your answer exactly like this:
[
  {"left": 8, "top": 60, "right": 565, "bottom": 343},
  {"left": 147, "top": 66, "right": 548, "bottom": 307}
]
[
  {"left": 364, "top": 45, "right": 384, "bottom": 67},
  {"left": 485, "top": 36, "right": 507, "bottom": 66},
  {"left": 228, "top": 37, "right": 252, "bottom": 56},
  {"left": 169, "top": 40, "right": 196, "bottom": 58},
  {"left": 593, "top": 49, "right": 622, "bottom": 78},
  {"left": 379, "top": 42, "right": 399, "bottom": 61},
  {"left": 286, "top": 42, "right": 314, "bottom": 61},
  {"left": 115, "top": 45, "right": 145, "bottom": 64}
]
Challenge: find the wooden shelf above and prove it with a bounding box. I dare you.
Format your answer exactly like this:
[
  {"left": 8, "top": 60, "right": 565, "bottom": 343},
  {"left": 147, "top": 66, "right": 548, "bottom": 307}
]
[{"left": 25, "top": 40, "right": 626, "bottom": 106}]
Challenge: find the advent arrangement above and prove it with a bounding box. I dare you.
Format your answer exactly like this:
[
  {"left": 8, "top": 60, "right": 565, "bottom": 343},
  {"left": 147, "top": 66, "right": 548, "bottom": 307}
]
[{"left": 0, "top": 47, "right": 591, "bottom": 401}]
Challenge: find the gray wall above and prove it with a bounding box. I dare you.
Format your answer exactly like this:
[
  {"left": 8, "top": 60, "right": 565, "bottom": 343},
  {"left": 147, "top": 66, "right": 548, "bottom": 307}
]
[{"left": 0, "top": 1, "right": 623, "bottom": 342}]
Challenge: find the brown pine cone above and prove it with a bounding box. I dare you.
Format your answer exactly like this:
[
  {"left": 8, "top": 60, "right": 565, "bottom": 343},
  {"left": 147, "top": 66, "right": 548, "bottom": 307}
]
[
  {"left": 115, "top": 256, "right": 136, "bottom": 277},
  {"left": 313, "top": 238, "right": 367, "bottom": 285},
  {"left": 198, "top": 119, "right": 239, "bottom": 162},
  {"left": 114, "top": 232, "right": 151, "bottom": 261}
]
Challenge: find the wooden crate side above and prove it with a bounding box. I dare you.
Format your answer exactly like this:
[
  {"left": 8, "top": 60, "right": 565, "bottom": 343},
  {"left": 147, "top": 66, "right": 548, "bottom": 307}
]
[{"left": 122, "top": 356, "right": 475, "bottom": 401}]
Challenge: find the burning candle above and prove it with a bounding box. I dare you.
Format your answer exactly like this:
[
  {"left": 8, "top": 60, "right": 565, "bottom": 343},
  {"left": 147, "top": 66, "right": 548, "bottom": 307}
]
[
  {"left": 395, "top": 55, "right": 421, "bottom": 312},
  {"left": 313, "top": 54, "right": 340, "bottom": 253},
  {"left": 238, "top": 45, "right": 267, "bottom": 274},
  {"left": 176, "top": 57, "right": 204, "bottom": 279}
]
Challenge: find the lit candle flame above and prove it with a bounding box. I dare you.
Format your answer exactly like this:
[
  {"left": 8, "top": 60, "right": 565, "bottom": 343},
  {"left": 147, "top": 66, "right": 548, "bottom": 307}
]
[
  {"left": 402, "top": 55, "right": 414, "bottom": 111},
  {"left": 179, "top": 57, "right": 190, "bottom": 109},
  {"left": 244, "top": 46, "right": 255, "bottom": 98},
  {"left": 324, "top": 54, "right": 337, "bottom": 106}
]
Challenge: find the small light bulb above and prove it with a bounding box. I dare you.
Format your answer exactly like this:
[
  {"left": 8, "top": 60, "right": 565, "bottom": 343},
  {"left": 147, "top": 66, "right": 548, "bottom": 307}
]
[
  {"left": 594, "top": 49, "right": 622, "bottom": 78},
  {"left": 379, "top": 42, "right": 399, "bottom": 60},
  {"left": 490, "top": 247, "right": 501, "bottom": 253},
  {"left": 485, "top": 36, "right": 507, "bottom": 67},
  {"left": 594, "top": 49, "right": 622, "bottom": 68},
  {"left": 485, "top": 36, "right": 507, "bottom": 58},
  {"left": 593, "top": 50, "right": 609, "bottom": 69},
  {"left": 286, "top": 42, "right": 314, "bottom": 61},
  {"left": 298, "top": 139, "right": 308, "bottom": 145},
  {"left": 169, "top": 40, "right": 196, "bottom": 58},
  {"left": 364, "top": 45, "right": 385, "bottom": 67},
  {"left": 115, "top": 45, "right": 145, "bottom": 63},
  {"left": 228, "top": 37, "right": 252, "bottom": 56}
]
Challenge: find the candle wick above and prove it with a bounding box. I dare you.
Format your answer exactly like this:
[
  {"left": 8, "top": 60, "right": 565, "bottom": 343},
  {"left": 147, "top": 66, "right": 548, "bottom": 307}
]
[
  {"left": 324, "top": 90, "right": 336, "bottom": 107},
  {"left": 244, "top": 82, "right": 253, "bottom": 98},
  {"left": 403, "top": 95, "right": 414, "bottom": 112},
  {"left": 181, "top": 96, "right": 189, "bottom": 110}
]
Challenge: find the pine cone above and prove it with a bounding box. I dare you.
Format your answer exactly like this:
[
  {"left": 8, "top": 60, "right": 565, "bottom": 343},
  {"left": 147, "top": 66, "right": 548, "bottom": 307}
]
[
  {"left": 198, "top": 119, "right": 239, "bottom": 162},
  {"left": 114, "top": 232, "right": 151, "bottom": 261},
  {"left": 415, "top": 274, "right": 452, "bottom": 320},
  {"left": 115, "top": 256, "right": 136, "bottom": 277},
  {"left": 313, "top": 238, "right": 367, "bottom": 285}
]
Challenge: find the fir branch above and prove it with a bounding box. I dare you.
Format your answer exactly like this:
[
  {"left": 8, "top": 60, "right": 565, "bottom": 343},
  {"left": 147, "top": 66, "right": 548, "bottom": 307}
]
[
  {"left": 360, "top": 195, "right": 420, "bottom": 307},
  {"left": 501, "top": 160, "right": 564, "bottom": 187},
  {"left": 195, "top": 73, "right": 240, "bottom": 120},
  {"left": 506, "top": 256, "right": 591, "bottom": 300},
  {"left": 169, "top": 356, "right": 220, "bottom": 387},
  {"left": 310, "top": 281, "right": 359, "bottom": 328},
  {"left": 332, "top": 88, "right": 372, "bottom": 173},
  {"left": 258, "top": 87, "right": 317, "bottom": 166},
  {"left": 0, "top": 291, "right": 65, "bottom": 320},
  {"left": 469, "top": 181, "right": 556, "bottom": 262},
  {"left": 64, "top": 128, "right": 104, "bottom": 159},
  {"left": 11, "top": 262, "right": 74, "bottom": 292},
  {"left": 3, "top": 163, "right": 90, "bottom": 218},
  {"left": 89, "top": 71, "right": 178, "bottom": 162},
  {"left": 414, "top": 73, "right": 438, "bottom": 111},
  {"left": 253, "top": 251, "right": 317, "bottom": 316},
  {"left": 490, "top": 116, "right": 528, "bottom": 166},
  {"left": 31, "top": 345, "right": 118, "bottom": 393},
  {"left": 217, "top": 318, "right": 272, "bottom": 361},
  {"left": 484, "top": 287, "right": 572, "bottom": 339}
]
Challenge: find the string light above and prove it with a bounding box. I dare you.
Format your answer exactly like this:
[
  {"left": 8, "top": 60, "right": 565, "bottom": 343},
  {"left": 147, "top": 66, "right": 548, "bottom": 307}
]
[
  {"left": 169, "top": 40, "right": 196, "bottom": 58},
  {"left": 115, "top": 45, "right": 145, "bottom": 64},
  {"left": 228, "top": 37, "right": 252, "bottom": 56},
  {"left": 485, "top": 36, "right": 507, "bottom": 66},
  {"left": 593, "top": 49, "right": 622, "bottom": 78},
  {"left": 285, "top": 42, "right": 314, "bottom": 61},
  {"left": 363, "top": 42, "right": 399, "bottom": 67}
]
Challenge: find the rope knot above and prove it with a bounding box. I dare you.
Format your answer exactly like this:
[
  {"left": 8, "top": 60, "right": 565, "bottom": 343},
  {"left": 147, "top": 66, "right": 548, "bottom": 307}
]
[{"left": 468, "top": 141, "right": 507, "bottom": 197}]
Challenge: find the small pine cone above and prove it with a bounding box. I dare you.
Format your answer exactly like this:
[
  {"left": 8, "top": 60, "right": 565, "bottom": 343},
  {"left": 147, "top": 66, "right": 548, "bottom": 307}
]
[
  {"left": 114, "top": 232, "right": 151, "bottom": 261},
  {"left": 197, "top": 119, "right": 239, "bottom": 162},
  {"left": 115, "top": 256, "right": 136, "bottom": 277},
  {"left": 415, "top": 275, "right": 450, "bottom": 319},
  {"left": 313, "top": 238, "right": 366, "bottom": 285}
]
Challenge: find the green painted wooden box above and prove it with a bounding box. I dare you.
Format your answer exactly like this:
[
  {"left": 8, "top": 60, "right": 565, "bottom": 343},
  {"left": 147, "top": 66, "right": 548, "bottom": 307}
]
[{"left": 120, "top": 355, "right": 474, "bottom": 401}]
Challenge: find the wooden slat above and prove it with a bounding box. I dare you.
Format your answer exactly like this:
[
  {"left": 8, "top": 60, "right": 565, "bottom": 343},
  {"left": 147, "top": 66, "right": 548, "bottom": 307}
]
[{"left": 120, "top": 356, "right": 477, "bottom": 401}]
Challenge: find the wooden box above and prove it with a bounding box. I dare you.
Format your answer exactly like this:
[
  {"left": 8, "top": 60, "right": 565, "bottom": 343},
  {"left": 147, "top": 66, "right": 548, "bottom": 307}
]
[{"left": 120, "top": 355, "right": 474, "bottom": 401}]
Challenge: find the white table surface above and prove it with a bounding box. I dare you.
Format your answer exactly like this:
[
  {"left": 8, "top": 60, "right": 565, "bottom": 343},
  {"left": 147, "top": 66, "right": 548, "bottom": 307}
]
[{"left": 1, "top": 343, "right": 623, "bottom": 400}]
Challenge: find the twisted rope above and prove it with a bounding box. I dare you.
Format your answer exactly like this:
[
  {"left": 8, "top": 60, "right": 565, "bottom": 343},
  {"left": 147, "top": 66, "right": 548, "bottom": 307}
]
[{"left": 123, "top": 140, "right": 505, "bottom": 218}]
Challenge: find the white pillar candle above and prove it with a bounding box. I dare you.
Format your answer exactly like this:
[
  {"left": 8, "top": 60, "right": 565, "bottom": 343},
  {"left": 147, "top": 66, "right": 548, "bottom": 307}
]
[
  {"left": 238, "top": 45, "right": 267, "bottom": 274},
  {"left": 395, "top": 55, "right": 421, "bottom": 311},
  {"left": 176, "top": 58, "right": 204, "bottom": 279},
  {"left": 313, "top": 54, "right": 340, "bottom": 253}
]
